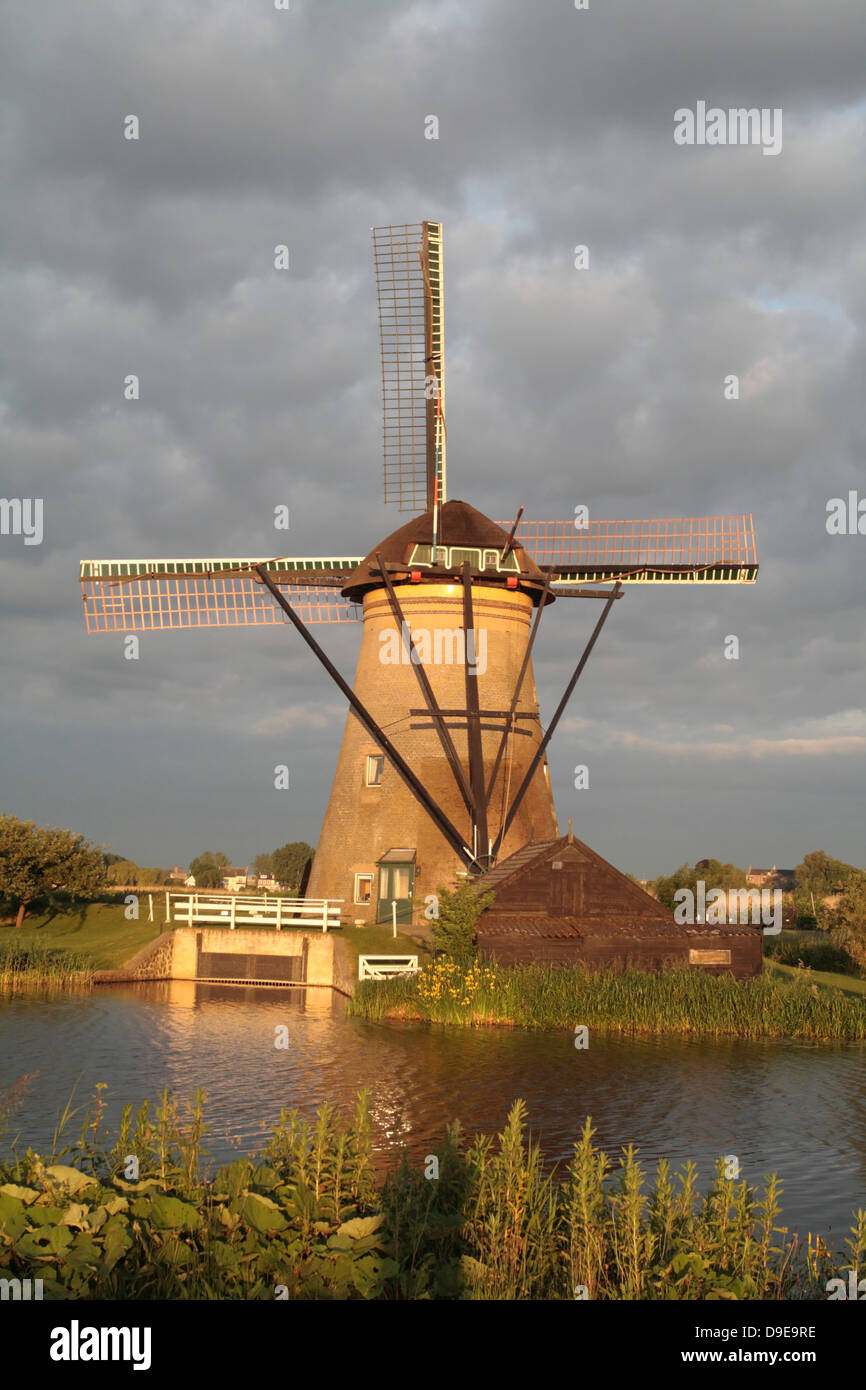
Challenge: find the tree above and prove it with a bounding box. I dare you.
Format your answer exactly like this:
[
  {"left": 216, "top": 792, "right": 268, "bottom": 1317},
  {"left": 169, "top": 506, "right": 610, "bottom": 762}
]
[
  {"left": 832, "top": 876, "right": 866, "bottom": 971},
  {"left": 651, "top": 859, "right": 748, "bottom": 912},
  {"left": 136, "top": 867, "right": 171, "bottom": 886},
  {"left": 793, "top": 852, "right": 864, "bottom": 928},
  {"left": 0, "top": 815, "right": 106, "bottom": 929},
  {"left": 272, "top": 842, "right": 314, "bottom": 893},
  {"left": 189, "top": 852, "right": 230, "bottom": 890},
  {"left": 107, "top": 859, "right": 139, "bottom": 885},
  {"left": 795, "top": 851, "right": 859, "bottom": 894},
  {"left": 196, "top": 868, "right": 223, "bottom": 889},
  {"left": 430, "top": 880, "right": 494, "bottom": 962},
  {"left": 253, "top": 852, "right": 274, "bottom": 878}
]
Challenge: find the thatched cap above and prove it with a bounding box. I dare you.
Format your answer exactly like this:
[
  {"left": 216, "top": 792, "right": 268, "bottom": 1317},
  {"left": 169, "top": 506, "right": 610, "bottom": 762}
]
[{"left": 341, "top": 498, "right": 552, "bottom": 604}]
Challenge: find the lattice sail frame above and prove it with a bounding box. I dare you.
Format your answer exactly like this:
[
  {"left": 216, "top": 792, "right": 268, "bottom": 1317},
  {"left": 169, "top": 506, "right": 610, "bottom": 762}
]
[
  {"left": 507, "top": 515, "right": 758, "bottom": 584},
  {"left": 79, "top": 558, "right": 363, "bottom": 633},
  {"left": 373, "top": 221, "right": 446, "bottom": 513}
]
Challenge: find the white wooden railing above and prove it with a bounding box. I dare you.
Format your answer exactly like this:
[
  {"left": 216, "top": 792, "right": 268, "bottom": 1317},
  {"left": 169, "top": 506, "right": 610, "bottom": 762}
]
[
  {"left": 166, "top": 892, "right": 343, "bottom": 933},
  {"left": 358, "top": 954, "right": 419, "bottom": 981}
]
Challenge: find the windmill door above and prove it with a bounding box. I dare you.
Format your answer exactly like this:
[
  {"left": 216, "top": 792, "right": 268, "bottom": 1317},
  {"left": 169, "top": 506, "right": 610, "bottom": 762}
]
[{"left": 376, "top": 852, "right": 416, "bottom": 925}]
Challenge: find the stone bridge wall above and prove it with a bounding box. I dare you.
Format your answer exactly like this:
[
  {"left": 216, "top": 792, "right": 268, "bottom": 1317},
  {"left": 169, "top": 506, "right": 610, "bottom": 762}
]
[{"left": 94, "top": 927, "right": 348, "bottom": 990}]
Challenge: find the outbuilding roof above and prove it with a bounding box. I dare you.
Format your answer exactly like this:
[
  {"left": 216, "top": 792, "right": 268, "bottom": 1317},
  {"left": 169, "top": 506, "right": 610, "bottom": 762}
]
[{"left": 474, "top": 835, "right": 763, "bottom": 940}]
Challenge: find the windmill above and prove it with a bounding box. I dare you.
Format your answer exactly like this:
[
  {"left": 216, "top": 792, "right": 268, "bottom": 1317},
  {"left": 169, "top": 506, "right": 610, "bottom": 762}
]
[{"left": 79, "top": 222, "right": 758, "bottom": 927}]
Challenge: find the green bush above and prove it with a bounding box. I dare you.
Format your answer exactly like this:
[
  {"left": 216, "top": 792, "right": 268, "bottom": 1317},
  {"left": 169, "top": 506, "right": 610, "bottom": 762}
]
[
  {"left": 430, "top": 880, "right": 493, "bottom": 963},
  {"left": 2, "top": 1085, "right": 864, "bottom": 1300},
  {"left": 764, "top": 936, "right": 858, "bottom": 975}
]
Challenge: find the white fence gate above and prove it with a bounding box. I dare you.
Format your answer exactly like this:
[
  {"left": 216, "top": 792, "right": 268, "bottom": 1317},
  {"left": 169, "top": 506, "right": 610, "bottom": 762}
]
[{"left": 358, "top": 954, "right": 419, "bottom": 981}]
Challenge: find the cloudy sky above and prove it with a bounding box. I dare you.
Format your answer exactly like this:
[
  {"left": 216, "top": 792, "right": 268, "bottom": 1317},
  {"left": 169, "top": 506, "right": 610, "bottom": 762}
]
[{"left": 1, "top": 0, "right": 864, "bottom": 878}]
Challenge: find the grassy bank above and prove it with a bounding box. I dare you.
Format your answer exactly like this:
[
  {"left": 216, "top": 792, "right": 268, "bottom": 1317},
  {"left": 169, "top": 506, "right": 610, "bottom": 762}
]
[
  {"left": 338, "top": 924, "right": 432, "bottom": 973},
  {"left": 347, "top": 958, "right": 866, "bottom": 1039},
  {"left": 765, "top": 958, "right": 866, "bottom": 1001},
  {"left": 0, "top": 1083, "right": 862, "bottom": 1300},
  {"left": 764, "top": 932, "right": 861, "bottom": 977},
  {"left": 1, "top": 903, "right": 159, "bottom": 970}
]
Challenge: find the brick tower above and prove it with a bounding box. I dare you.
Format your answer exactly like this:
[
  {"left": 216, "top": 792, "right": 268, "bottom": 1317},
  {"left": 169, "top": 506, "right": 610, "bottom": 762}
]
[{"left": 306, "top": 500, "right": 559, "bottom": 926}]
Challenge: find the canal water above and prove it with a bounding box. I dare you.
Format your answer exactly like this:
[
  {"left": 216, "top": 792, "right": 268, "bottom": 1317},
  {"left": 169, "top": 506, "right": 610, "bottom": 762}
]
[{"left": 2, "top": 981, "right": 865, "bottom": 1242}]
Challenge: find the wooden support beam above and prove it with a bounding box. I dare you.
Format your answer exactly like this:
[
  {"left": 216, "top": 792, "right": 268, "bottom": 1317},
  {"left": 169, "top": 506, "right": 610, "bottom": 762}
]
[
  {"left": 409, "top": 709, "right": 538, "bottom": 720},
  {"left": 491, "top": 582, "right": 622, "bottom": 861},
  {"left": 376, "top": 553, "right": 474, "bottom": 818},
  {"left": 461, "top": 562, "right": 489, "bottom": 864},
  {"left": 546, "top": 586, "right": 625, "bottom": 599},
  {"left": 485, "top": 572, "right": 551, "bottom": 807},
  {"left": 501, "top": 505, "right": 524, "bottom": 561}
]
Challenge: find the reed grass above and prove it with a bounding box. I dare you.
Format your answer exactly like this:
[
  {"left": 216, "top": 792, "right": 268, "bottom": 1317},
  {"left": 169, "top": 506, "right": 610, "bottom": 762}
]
[
  {"left": 0, "top": 940, "right": 93, "bottom": 993},
  {"left": 347, "top": 958, "right": 866, "bottom": 1039},
  {"left": 1, "top": 1083, "right": 863, "bottom": 1300}
]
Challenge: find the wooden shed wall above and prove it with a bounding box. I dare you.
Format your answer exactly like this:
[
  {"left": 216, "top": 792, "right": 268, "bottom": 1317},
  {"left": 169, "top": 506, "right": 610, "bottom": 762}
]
[
  {"left": 488, "top": 846, "right": 671, "bottom": 925},
  {"left": 478, "top": 931, "right": 763, "bottom": 979}
]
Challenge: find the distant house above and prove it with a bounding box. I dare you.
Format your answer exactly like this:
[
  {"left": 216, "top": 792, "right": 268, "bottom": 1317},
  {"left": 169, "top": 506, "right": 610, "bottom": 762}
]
[
  {"left": 184, "top": 874, "right": 196, "bottom": 888},
  {"left": 747, "top": 865, "right": 796, "bottom": 890},
  {"left": 168, "top": 866, "right": 187, "bottom": 881},
  {"left": 255, "top": 876, "right": 282, "bottom": 893},
  {"left": 474, "top": 835, "right": 762, "bottom": 979},
  {"left": 221, "top": 867, "right": 250, "bottom": 893}
]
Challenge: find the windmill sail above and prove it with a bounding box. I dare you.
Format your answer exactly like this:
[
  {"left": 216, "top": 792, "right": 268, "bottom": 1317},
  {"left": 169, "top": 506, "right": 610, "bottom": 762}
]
[
  {"left": 504, "top": 515, "right": 758, "bottom": 585},
  {"left": 79, "top": 557, "right": 363, "bottom": 632},
  {"left": 373, "top": 221, "right": 445, "bottom": 514}
]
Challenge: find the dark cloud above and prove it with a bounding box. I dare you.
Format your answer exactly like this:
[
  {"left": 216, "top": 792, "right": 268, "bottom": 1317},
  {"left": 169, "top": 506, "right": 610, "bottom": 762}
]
[{"left": 1, "top": 0, "right": 864, "bottom": 872}]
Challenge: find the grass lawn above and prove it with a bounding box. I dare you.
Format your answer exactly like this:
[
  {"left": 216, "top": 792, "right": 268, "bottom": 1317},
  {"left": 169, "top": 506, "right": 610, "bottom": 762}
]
[
  {"left": 0, "top": 903, "right": 162, "bottom": 970},
  {"left": 764, "top": 957, "right": 866, "bottom": 1000},
  {"left": 337, "top": 923, "right": 432, "bottom": 973}
]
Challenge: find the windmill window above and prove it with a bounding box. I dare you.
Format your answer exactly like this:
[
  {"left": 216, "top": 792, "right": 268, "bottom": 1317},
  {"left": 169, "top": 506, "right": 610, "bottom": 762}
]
[
  {"left": 354, "top": 873, "right": 373, "bottom": 904},
  {"left": 499, "top": 550, "right": 520, "bottom": 572},
  {"left": 409, "top": 544, "right": 433, "bottom": 566},
  {"left": 366, "top": 754, "right": 384, "bottom": 786},
  {"left": 450, "top": 547, "right": 481, "bottom": 569}
]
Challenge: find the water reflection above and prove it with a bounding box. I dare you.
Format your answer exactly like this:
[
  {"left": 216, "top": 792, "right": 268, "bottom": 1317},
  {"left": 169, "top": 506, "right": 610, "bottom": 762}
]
[{"left": 1, "top": 982, "right": 865, "bottom": 1239}]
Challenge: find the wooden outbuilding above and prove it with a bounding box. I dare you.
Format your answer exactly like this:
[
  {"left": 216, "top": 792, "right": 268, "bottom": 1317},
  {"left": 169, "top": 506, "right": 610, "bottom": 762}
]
[{"left": 474, "top": 834, "right": 763, "bottom": 978}]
